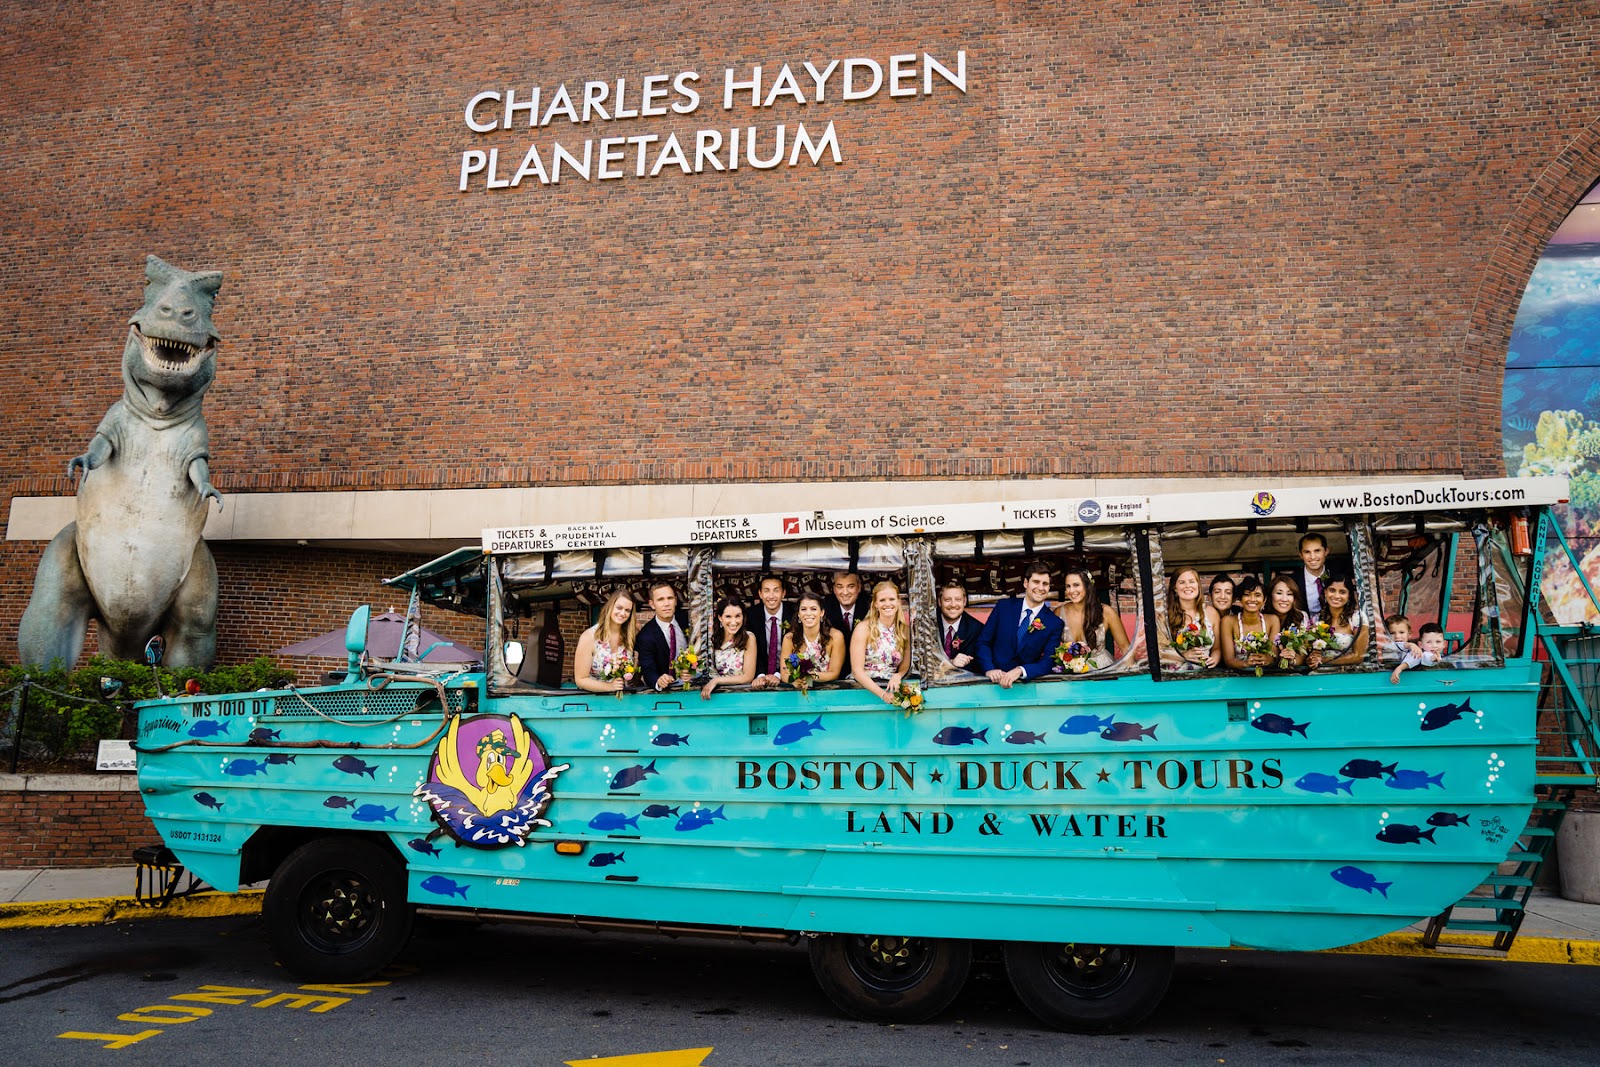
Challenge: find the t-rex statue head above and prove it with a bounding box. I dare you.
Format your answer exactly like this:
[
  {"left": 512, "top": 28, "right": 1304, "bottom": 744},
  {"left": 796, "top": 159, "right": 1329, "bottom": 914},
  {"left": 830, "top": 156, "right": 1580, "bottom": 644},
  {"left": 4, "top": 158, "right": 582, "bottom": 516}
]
[{"left": 123, "top": 254, "right": 222, "bottom": 420}]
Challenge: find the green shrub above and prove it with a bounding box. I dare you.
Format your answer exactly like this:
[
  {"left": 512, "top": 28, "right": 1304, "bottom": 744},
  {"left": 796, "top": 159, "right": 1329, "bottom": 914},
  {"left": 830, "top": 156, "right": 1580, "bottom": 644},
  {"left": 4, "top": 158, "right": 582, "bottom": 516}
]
[{"left": 0, "top": 656, "right": 294, "bottom": 770}]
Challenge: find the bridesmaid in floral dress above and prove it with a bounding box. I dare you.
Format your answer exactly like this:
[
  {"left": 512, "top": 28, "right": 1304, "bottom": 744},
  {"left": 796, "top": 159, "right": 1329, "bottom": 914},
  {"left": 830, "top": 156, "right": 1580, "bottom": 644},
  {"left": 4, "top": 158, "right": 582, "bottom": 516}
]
[
  {"left": 850, "top": 581, "right": 911, "bottom": 704},
  {"left": 780, "top": 593, "right": 845, "bottom": 687},
  {"left": 574, "top": 588, "right": 638, "bottom": 694},
  {"left": 1167, "top": 568, "right": 1221, "bottom": 669},
  {"left": 701, "top": 597, "right": 757, "bottom": 699}
]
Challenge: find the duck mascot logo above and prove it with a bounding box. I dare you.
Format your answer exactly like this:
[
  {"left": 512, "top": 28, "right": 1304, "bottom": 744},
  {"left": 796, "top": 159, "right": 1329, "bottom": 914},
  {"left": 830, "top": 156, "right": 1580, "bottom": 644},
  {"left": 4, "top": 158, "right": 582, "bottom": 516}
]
[{"left": 415, "top": 714, "right": 569, "bottom": 848}]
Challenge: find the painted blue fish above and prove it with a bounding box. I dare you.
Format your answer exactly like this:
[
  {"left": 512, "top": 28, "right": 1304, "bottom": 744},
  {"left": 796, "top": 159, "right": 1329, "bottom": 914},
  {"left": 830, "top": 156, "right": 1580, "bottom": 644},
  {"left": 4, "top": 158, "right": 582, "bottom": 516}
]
[
  {"left": 224, "top": 758, "right": 268, "bottom": 777},
  {"left": 652, "top": 733, "right": 690, "bottom": 747},
  {"left": 323, "top": 795, "right": 358, "bottom": 809},
  {"left": 1420, "top": 699, "right": 1475, "bottom": 732},
  {"left": 933, "top": 726, "right": 989, "bottom": 746},
  {"left": 1006, "top": 730, "right": 1048, "bottom": 745},
  {"left": 1376, "top": 823, "right": 1437, "bottom": 845},
  {"left": 1427, "top": 812, "right": 1471, "bottom": 827},
  {"left": 588, "top": 851, "right": 626, "bottom": 867},
  {"left": 1386, "top": 769, "right": 1446, "bottom": 790},
  {"left": 352, "top": 804, "right": 398, "bottom": 823},
  {"left": 1059, "top": 713, "right": 1114, "bottom": 735},
  {"left": 248, "top": 727, "right": 281, "bottom": 743},
  {"left": 773, "top": 716, "right": 825, "bottom": 746},
  {"left": 588, "top": 811, "right": 641, "bottom": 831},
  {"left": 420, "top": 875, "right": 469, "bottom": 900},
  {"left": 640, "top": 804, "right": 680, "bottom": 819},
  {"left": 407, "top": 838, "right": 444, "bottom": 857},
  {"left": 193, "top": 792, "right": 224, "bottom": 811},
  {"left": 1331, "top": 865, "right": 1393, "bottom": 898},
  {"left": 1251, "top": 713, "right": 1308, "bottom": 738},
  {"left": 264, "top": 753, "right": 297, "bottom": 765},
  {"left": 1294, "top": 773, "right": 1355, "bottom": 796},
  {"left": 188, "top": 720, "right": 229, "bottom": 738},
  {"left": 610, "top": 759, "right": 660, "bottom": 791},
  {"left": 333, "top": 755, "right": 378, "bottom": 778},
  {"left": 675, "top": 805, "right": 728, "bottom": 832},
  {"left": 1100, "top": 722, "right": 1157, "bottom": 742},
  {"left": 1340, "top": 759, "right": 1398, "bottom": 780}
]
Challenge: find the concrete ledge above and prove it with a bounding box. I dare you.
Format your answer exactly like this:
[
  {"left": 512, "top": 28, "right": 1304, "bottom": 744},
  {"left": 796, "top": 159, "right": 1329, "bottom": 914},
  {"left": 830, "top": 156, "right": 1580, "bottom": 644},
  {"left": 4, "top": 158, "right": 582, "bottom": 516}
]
[
  {"left": 0, "top": 889, "right": 263, "bottom": 930},
  {"left": 0, "top": 773, "right": 139, "bottom": 792},
  {"left": 1325, "top": 931, "right": 1600, "bottom": 966}
]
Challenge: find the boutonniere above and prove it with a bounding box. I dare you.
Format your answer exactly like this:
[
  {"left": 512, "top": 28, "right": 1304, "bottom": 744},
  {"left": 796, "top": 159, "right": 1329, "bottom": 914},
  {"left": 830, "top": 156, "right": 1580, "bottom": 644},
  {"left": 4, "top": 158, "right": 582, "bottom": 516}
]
[
  {"left": 1028, "top": 617, "right": 1045, "bottom": 633},
  {"left": 949, "top": 637, "right": 962, "bottom": 651}
]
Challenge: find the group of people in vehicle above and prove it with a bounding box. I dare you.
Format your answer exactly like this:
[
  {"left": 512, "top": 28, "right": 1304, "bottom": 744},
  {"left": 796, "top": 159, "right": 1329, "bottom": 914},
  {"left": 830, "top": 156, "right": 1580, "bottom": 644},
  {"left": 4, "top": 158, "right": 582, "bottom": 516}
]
[{"left": 568, "top": 534, "right": 1434, "bottom": 698}]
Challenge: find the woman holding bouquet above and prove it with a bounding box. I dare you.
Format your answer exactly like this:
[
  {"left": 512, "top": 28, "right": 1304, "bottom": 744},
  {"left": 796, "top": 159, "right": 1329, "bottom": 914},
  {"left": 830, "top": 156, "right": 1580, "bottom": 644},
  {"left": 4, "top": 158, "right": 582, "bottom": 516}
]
[
  {"left": 1167, "top": 568, "right": 1221, "bottom": 668},
  {"left": 574, "top": 589, "right": 639, "bottom": 694},
  {"left": 1267, "top": 574, "right": 1312, "bottom": 667},
  {"left": 779, "top": 593, "right": 845, "bottom": 690},
  {"left": 1220, "top": 575, "right": 1280, "bottom": 672},
  {"left": 1308, "top": 573, "right": 1369, "bottom": 668},
  {"left": 701, "top": 597, "right": 758, "bottom": 699},
  {"left": 851, "top": 581, "right": 911, "bottom": 703},
  {"left": 1055, "top": 570, "right": 1128, "bottom": 670}
]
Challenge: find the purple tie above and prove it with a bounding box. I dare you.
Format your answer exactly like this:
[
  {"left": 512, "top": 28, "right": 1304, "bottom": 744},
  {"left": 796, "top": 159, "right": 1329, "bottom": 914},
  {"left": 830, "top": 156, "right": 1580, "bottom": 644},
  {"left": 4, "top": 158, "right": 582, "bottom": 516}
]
[
  {"left": 669, "top": 625, "right": 677, "bottom": 659},
  {"left": 944, "top": 627, "right": 955, "bottom": 656},
  {"left": 768, "top": 617, "right": 779, "bottom": 674},
  {"left": 843, "top": 609, "right": 852, "bottom": 631}
]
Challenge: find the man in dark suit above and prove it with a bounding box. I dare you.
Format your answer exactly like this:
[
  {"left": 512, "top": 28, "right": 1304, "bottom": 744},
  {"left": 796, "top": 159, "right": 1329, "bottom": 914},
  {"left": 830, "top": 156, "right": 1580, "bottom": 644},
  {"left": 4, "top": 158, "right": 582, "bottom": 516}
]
[
  {"left": 936, "top": 581, "right": 985, "bottom": 672},
  {"left": 822, "top": 571, "right": 869, "bottom": 637},
  {"left": 976, "top": 561, "right": 1064, "bottom": 688},
  {"left": 749, "top": 574, "right": 795, "bottom": 687},
  {"left": 637, "top": 581, "right": 692, "bottom": 691}
]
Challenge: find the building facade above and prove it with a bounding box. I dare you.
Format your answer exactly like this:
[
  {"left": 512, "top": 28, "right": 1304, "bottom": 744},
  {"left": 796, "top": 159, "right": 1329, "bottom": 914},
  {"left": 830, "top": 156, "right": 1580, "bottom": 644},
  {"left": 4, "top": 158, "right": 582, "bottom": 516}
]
[{"left": 4, "top": 3, "right": 1600, "bottom": 662}]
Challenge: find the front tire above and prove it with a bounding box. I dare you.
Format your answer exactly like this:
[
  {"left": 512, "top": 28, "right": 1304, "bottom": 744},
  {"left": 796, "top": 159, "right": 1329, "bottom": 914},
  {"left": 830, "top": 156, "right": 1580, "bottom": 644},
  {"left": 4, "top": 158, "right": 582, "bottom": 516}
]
[
  {"left": 808, "top": 933, "right": 971, "bottom": 1023},
  {"left": 263, "top": 837, "right": 414, "bottom": 981},
  {"left": 1003, "top": 941, "right": 1173, "bottom": 1033}
]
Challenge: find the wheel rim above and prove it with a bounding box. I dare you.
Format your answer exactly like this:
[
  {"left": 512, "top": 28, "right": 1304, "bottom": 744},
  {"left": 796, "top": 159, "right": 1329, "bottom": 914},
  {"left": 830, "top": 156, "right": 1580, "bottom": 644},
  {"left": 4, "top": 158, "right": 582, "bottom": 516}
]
[
  {"left": 297, "top": 870, "right": 382, "bottom": 955},
  {"left": 841, "top": 935, "right": 937, "bottom": 993},
  {"left": 1038, "top": 943, "right": 1138, "bottom": 1000}
]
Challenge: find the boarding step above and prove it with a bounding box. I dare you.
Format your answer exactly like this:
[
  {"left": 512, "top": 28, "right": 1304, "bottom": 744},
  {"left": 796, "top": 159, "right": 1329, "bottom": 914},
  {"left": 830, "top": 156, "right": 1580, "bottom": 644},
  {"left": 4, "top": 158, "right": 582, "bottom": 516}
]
[
  {"left": 1479, "top": 874, "right": 1535, "bottom": 888},
  {"left": 132, "top": 843, "right": 207, "bottom": 908},
  {"left": 1454, "top": 896, "right": 1524, "bottom": 912},
  {"left": 1435, "top": 918, "right": 1516, "bottom": 934}
]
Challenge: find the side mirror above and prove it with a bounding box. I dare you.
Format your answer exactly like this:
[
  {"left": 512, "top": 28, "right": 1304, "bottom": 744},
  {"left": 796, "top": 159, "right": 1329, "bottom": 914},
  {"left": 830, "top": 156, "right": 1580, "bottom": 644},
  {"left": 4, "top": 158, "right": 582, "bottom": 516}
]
[
  {"left": 100, "top": 677, "right": 125, "bottom": 701},
  {"left": 505, "top": 641, "right": 525, "bottom": 672},
  {"left": 145, "top": 635, "right": 166, "bottom": 666},
  {"left": 344, "top": 605, "right": 372, "bottom": 680}
]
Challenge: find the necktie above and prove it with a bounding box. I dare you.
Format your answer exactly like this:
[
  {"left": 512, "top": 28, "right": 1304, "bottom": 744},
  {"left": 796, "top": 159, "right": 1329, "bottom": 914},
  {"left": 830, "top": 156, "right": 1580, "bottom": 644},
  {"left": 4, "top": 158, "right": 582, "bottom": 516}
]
[
  {"left": 768, "top": 617, "right": 779, "bottom": 674},
  {"left": 1017, "top": 609, "right": 1032, "bottom": 639},
  {"left": 843, "top": 609, "right": 852, "bottom": 631},
  {"left": 944, "top": 626, "right": 955, "bottom": 656},
  {"left": 668, "top": 624, "right": 677, "bottom": 660}
]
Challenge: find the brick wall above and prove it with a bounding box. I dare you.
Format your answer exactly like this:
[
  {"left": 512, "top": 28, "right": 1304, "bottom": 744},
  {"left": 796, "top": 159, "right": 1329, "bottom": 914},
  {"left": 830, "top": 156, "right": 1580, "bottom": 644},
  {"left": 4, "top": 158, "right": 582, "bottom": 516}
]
[
  {"left": 3, "top": 3, "right": 1599, "bottom": 500},
  {"left": 0, "top": 778, "right": 156, "bottom": 868}
]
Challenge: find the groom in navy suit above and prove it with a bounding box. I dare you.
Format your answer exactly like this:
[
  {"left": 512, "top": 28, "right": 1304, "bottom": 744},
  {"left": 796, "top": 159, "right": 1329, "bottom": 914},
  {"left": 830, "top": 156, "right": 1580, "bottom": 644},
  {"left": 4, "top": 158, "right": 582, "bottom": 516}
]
[{"left": 976, "top": 561, "right": 1064, "bottom": 688}]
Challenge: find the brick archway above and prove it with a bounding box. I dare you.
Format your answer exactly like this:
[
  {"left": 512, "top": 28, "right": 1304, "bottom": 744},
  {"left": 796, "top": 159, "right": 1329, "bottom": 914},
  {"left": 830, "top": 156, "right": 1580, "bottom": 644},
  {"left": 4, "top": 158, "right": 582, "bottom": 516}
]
[{"left": 1460, "top": 116, "right": 1600, "bottom": 476}]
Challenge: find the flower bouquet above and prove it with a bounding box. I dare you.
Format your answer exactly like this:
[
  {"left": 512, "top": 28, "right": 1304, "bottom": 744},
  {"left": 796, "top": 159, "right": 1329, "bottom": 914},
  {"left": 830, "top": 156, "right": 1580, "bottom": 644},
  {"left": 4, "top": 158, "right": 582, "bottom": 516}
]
[
  {"left": 891, "top": 680, "right": 924, "bottom": 714},
  {"left": 1302, "top": 621, "right": 1335, "bottom": 664},
  {"left": 596, "top": 648, "right": 637, "bottom": 697},
  {"left": 1238, "top": 630, "right": 1274, "bottom": 676},
  {"left": 669, "top": 643, "right": 701, "bottom": 690},
  {"left": 782, "top": 651, "right": 819, "bottom": 696},
  {"left": 1173, "top": 621, "right": 1212, "bottom": 655},
  {"left": 1053, "top": 640, "right": 1096, "bottom": 675},
  {"left": 1276, "top": 623, "right": 1330, "bottom": 671}
]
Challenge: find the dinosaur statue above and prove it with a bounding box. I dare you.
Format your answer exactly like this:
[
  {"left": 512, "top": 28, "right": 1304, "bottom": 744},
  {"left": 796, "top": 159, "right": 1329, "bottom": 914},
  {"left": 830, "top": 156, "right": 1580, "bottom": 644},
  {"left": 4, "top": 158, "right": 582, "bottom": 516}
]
[{"left": 17, "top": 255, "right": 225, "bottom": 668}]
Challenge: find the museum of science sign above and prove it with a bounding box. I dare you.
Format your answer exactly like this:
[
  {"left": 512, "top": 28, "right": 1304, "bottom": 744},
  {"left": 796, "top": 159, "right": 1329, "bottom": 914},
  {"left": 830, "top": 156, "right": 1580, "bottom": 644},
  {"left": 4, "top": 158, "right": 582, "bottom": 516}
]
[{"left": 456, "top": 50, "right": 968, "bottom": 191}]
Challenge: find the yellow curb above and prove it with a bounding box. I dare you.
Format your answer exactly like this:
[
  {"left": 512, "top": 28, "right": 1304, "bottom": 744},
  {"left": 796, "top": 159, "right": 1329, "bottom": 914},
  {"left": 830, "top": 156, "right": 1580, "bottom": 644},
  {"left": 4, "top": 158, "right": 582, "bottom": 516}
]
[
  {"left": 1323, "top": 931, "right": 1600, "bottom": 966},
  {"left": 0, "top": 890, "right": 262, "bottom": 930}
]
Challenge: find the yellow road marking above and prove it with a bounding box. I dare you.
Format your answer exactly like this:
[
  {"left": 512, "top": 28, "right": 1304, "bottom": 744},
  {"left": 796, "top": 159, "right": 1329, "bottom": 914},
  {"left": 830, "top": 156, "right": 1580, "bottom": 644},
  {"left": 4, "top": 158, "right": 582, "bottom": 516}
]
[{"left": 565, "top": 1048, "right": 714, "bottom": 1067}]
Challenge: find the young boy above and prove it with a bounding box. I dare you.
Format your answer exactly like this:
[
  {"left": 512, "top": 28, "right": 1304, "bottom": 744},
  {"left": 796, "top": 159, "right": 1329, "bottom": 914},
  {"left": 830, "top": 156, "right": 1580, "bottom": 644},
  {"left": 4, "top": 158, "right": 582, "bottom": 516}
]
[
  {"left": 1378, "top": 613, "right": 1415, "bottom": 662},
  {"left": 1390, "top": 621, "right": 1446, "bottom": 684}
]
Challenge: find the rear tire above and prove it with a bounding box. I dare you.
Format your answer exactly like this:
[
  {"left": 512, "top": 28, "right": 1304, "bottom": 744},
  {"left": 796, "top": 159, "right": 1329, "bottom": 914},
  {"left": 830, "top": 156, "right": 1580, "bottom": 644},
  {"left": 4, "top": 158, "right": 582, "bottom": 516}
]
[
  {"left": 1003, "top": 941, "right": 1173, "bottom": 1033},
  {"left": 263, "top": 837, "right": 414, "bottom": 981},
  {"left": 808, "top": 933, "right": 971, "bottom": 1023}
]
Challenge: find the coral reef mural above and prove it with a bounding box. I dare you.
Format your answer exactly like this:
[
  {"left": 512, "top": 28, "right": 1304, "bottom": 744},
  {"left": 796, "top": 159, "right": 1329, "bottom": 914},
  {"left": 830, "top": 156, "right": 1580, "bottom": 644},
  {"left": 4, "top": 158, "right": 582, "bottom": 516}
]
[{"left": 1505, "top": 180, "right": 1600, "bottom": 621}]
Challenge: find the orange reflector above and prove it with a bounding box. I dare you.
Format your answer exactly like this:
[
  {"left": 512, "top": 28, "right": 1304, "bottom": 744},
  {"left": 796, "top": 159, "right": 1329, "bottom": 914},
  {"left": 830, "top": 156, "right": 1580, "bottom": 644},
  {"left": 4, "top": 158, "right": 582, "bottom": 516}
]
[{"left": 554, "top": 841, "right": 585, "bottom": 856}]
